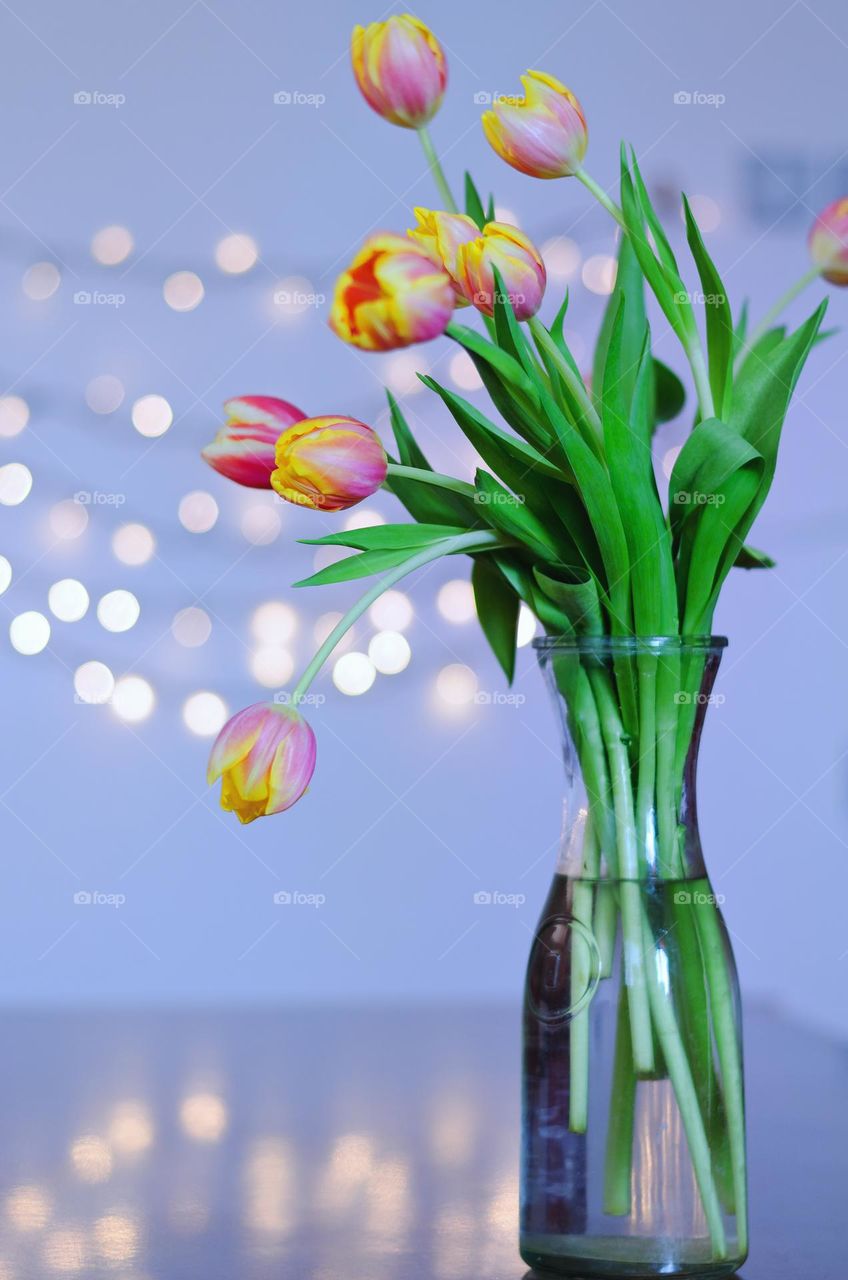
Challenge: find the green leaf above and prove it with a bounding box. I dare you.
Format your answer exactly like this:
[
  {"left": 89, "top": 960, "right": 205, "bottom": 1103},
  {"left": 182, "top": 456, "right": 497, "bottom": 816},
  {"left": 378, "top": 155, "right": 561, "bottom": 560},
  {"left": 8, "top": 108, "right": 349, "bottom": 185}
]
[
  {"left": 533, "top": 564, "right": 603, "bottom": 636},
  {"left": 294, "top": 546, "right": 428, "bottom": 589},
  {"left": 472, "top": 558, "right": 519, "bottom": 682},
  {"left": 683, "top": 194, "right": 734, "bottom": 418},
  {"left": 734, "top": 544, "right": 775, "bottom": 570},
  {"left": 491, "top": 266, "right": 539, "bottom": 379},
  {"left": 654, "top": 358, "right": 686, "bottom": 424},
  {"left": 620, "top": 145, "right": 694, "bottom": 349},
  {"left": 733, "top": 300, "right": 750, "bottom": 358},
  {"left": 447, "top": 322, "right": 551, "bottom": 450},
  {"left": 299, "top": 523, "right": 466, "bottom": 552},
  {"left": 464, "top": 172, "right": 487, "bottom": 230},
  {"left": 474, "top": 470, "right": 561, "bottom": 559},
  {"left": 593, "top": 234, "right": 647, "bottom": 416},
  {"left": 384, "top": 391, "right": 477, "bottom": 527}
]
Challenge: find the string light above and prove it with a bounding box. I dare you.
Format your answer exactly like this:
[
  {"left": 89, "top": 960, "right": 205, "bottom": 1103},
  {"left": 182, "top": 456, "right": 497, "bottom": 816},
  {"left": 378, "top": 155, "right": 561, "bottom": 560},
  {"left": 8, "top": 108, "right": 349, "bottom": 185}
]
[
  {"left": 251, "top": 646, "right": 295, "bottom": 687},
  {"left": 180, "top": 1093, "right": 228, "bottom": 1143},
  {"left": 111, "top": 676, "right": 155, "bottom": 723},
  {"left": 369, "top": 590, "right": 412, "bottom": 632},
  {"left": 582, "top": 255, "right": 618, "bottom": 296},
  {"left": 69, "top": 1135, "right": 112, "bottom": 1184},
  {"left": 273, "top": 275, "right": 318, "bottom": 319},
  {"left": 131, "top": 394, "right": 173, "bottom": 438},
  {"left": 0, "top": 556, "right": 11, "bottom": 595},
  {"left": 178, "top": 491, "right": 218, "bottom": 534},
  {"left": 171, "top": 607, "right": 212, "bottom": 648},
  {"left": 437, "top": 579, "right": 476, "bottom": 624},
  {"left": 368, "top": 631, "right": 411, "bottom": 675},
  {"left": 73, "top": 661, "right": 115, "bottom": 705},
  {"left": 516, "top": 603, "right": 538, "bottom": 647},
  {"left": 182, "top": 691, "right": 228, "bottom": 737},
  {"left": 10, "top": 611, "right": 51, "bottom": 655},
  {"left": 251, "top": 601, "right": 297, "bottom": 644},
  {"left": 333, "top": 651, "right": 376, "bottom": 695},
  {"left": 240, "top": 504, "right": 281, "bottom": 545},
  {"left": 97, "top": 589, "right": 140, "bottom": 633},
  {"left": 22, "top": 262, "right": 60, "bottom": 300},
  {"left": 314, "top": 611, "right": 353, "bottom": 653},
  {"left": 343, "top": 508, "right": 384, "bottom": 532},
  {"left": 449, "top": 351, "right": 482, "bottom": 391},
  {"left": 163, "top": 270, "right": 204, "bottom": 312},
  {"left": 385, "top": 352, "right": 425, "bottom": 395},
  {"left": 0, "top": 395, "right": 30, "bottom": 438},
  {"left": 48, "top": 579, "right": 89, "bottom": 623},
  {"left": 49, "top": 499, "right": 88, "bottom": 540},
  {"left": 215, "top": 233, "right": 258, "bottom": 274},
  {"left": 436, "top": 663, "right": 478, "bottom": 707},
  {"left": 542, "top": 236, "right": 581, "bottom": 281},
  {"left": 112, "top": 523, "right": 156, "bottom": 565},
  {"left": 85, "top": 374, "right": 125, "bottom": 415},
  {"left": 0, "top": 462, "right": 32, "bottom": 506},
  {"left": 91, "top": 225, "right": 134, "bottom": 265}
]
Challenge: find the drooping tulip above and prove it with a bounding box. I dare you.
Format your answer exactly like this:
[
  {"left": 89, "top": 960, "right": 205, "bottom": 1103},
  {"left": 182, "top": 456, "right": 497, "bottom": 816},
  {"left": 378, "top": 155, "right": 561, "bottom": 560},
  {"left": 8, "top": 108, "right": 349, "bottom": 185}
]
[
  {"left": 809, "top": 198, "right": 848, "bottom": 285},
  {"left": 407, "top": 207, "right": 479, "bottom": 300},
  {"left": 330, "top": 233, "right": 455, "bottom": 351},
  {"left": 482, "top": 71, "right": 588, "bottom": 180},
  {"left": 271, "top": 416, "right": 388, "bottom": 512},
  {"left": 454, "top": 222, "right": 546, "bottom": 320},
  {"left": 351, "top": 15, "right": 447, "bottom": 129},
  {"left": 207, "top": 701, "right": 317, "bottom": 824},
  {"left": 201, "top": 396, "right": 307, "bottom": 488}
]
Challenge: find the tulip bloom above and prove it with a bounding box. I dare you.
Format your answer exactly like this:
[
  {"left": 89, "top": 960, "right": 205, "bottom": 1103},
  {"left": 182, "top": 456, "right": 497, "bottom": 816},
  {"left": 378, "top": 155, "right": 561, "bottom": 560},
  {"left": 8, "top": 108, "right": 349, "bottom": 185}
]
[
  {"left": 407, "top": 207, "right": 479, "bottom": 300},
  {"left": 482, "top": 71, "right": 588, "bottom": 180},
  {"left": 202, "top": 396, "right": 307, "bottom": 488},
  {"left": 809, "top": 198, "right": 848, "bottom": 285},
  {"left": 351, "top": 15, "right": 447, "bottom": 129},
  {"left": 208, "top": 702, "right": 317, "bottom": 824},
  {"left": 330, "top": 233, "right": 455, "bottom": 351},
  {"left": 271, "top": 415, "right": 388, "bottom": 512},
  {"left": 455, "top": 222, "right": 546, "bottom": 320}
]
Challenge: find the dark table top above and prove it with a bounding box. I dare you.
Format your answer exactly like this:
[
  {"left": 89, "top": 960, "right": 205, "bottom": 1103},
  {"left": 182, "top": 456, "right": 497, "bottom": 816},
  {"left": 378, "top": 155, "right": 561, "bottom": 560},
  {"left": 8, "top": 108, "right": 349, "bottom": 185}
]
[{"left": 0, "top": 1005, "right": 843, "bottom": 1279}]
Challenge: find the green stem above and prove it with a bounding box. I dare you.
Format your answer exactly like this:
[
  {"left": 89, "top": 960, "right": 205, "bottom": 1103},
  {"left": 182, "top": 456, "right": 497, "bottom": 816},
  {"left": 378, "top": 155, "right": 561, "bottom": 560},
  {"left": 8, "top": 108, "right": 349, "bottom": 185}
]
[
  {"left": 569, "top": 864, "right": 595, "bottom": 1133},
  {"left": 290, "top": 530, "right": 505, "bottom": 703},
  {"left": 603, "top": 984, "right": 636, "bottom": 1214},
  {"left": 417, "top": 125, "right": 458, "bottom": 213},
  {"left": 743, "top": 264, "right": 821, "bottom": 356},
  {"left": 385, "top": 463, "right": 476, "bottom": 499},
  {"left": 574, "top": 167, "right": 627, "bottom": 232},
  {"left": 527, "top": 316, "right": 604, "bottom": 453}
]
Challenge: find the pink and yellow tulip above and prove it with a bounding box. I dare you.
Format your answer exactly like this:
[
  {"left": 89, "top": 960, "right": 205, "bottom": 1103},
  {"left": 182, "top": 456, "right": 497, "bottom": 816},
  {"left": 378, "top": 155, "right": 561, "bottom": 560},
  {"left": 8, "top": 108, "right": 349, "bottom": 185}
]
[
  {"left": 809, "top": 198, "right": 848, "bottom": 285},
  {"left": 351, "top": 14, "right": 447, "bottom": 129},
  {"left": 330, "top": 232, "right": 455, "bottom": 351},
  {"left": 207, "top": 701, "right": 317, "bottom": 824},
  {"left": 201, "top": 396, "right": 307, "bottom": 488},
  {"left": 407, "top": 207, "right": 479, "bottom": 300},
  {"left": 482, "top": 71, "right": 588, "bottom": 180},
  {"left": 271, "top": 415, "right": 387, "bottom": 512},
  {"left": 455, "top": 222, "right": 546, "bottom": 320}
]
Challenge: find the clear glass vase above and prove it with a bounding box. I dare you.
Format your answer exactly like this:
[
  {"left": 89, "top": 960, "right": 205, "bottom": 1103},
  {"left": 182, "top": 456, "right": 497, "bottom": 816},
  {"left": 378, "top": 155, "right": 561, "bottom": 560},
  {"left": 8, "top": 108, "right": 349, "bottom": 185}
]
[{"left": 521, "top": 637, "right": 747, "bottom": 1278}]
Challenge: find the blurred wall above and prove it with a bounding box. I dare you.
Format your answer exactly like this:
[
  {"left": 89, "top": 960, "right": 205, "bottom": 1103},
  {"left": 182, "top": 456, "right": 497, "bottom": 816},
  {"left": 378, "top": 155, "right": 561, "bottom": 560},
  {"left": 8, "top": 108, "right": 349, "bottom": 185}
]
[{"left": 0, "top": 0, "right": 846, "bottom": 1037}]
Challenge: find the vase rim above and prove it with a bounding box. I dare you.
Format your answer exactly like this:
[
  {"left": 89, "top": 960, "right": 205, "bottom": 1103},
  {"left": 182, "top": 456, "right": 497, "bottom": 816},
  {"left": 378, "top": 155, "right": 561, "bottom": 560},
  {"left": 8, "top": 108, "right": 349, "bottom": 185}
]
[{"left": 533, "top": 634, "right": 728, "bottom": 655}]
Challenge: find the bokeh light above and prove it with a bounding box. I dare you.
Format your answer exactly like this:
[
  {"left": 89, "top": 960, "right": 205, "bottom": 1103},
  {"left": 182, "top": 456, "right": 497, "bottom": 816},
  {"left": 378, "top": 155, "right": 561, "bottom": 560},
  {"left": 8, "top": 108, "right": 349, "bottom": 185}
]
[
  {"left": 163, "top": 270, "right": 204, "bottom": 312},
  {"left": 436, "top": 663, "right": 478, "bottom": 707},
  {"left": 92, "top": 1214, "right": 139, "bottom": 1264},
  {"left": 178, "top": 491, "right": 218, "bottom": 533},
  {"left": 112, "top": 522, "right": 156, "bottom": 565},
  {"left": 313, "top": 612, "right": 353, "bottom": 653},
  {"left": 437, "top": 579, "right": 476, "bottom": 624},
  {"left": 180, "top": 1092, "right": 228, "bottom": 1143},
  {"left": 251, "top": 646, "right": 295, "bottom": 687},
  {"left": 0, "top": 556, "right": 11, "bottom": 595},
  {"left": 542, "top": 235, "right": 582, "bottom": 281},
  {"left": 368, "top": 630, "right": 411, "bottom": 675},
  {"left": 516, "top": 603, "right": 538, "bottom": 647},
  {"left": 273, "top": 274, "right": 318, "bottom": 319},
  {"left": 85, "top": 374, "right": 125, "bottom": 415},
  {"left": 42, "top": 1226, "right": 86, "bottom": 1272},
  {"left": 171, "top": 606, "right": 212, "bottom": 648},
  {"left": 10, "top": 611, "right": 50, "bottom": 655},
  {"left": 385, "top": 352, "right": 425, "bottom": 395},
  {"left": 108, "top": 1100, "right": 154, "bottom": 1155},
  {"left": 686, "top": 194, "right": 721, "bottom": 233},
  {"left": 97, "top": 589, "right": 140, "bottom": 633},
  {"left": 22, "top": 262, "right": 60, "bottom": 300},
  {"left": 5, "top": 1184, "right": 51, "bottom": 1231},
  {"left": 91, "top": 225, "right": 134, "bottom": 265},
  {"left": 240, "top": 504, "right": 281, "bottom": 545},
  {"left": 49, "top": 499, "right": 88, "bottom": 540},
  {"left": 0, "top": 395, "right": 30, "bottom": 438},
  {"left": 333, "top": 651, "right": 376, "bottom": 696},
  {"left": 69, "top": 1135, "right": 112, "bottom": 1184},
  {"left": 131, "top": 394, "right": 173, "bottom": 438},
  {"left": 449, "top": 351, "right": 483, "bottom": 391},
  {"left": 369, "top": 590, "right": 412, "bottom": 632},
  {"left": 582, "top": 254, "right": 618, "bottom": 295},
  {"left": 251, "top": 601, "right": 297, "bottom": 644},
  {"left": 48, "top": 579, "right": 89, "bottom": 622},
  {"left": 73, "top": 661, "right": 115, "bottom": 705},
  {"left": 182, "top": 691, "right": 228, "bottom": 737},
  {"left": 0, "top": 462, "right": 32, "bottom": 506},
  {"left": 343, "top": 508, "right": 384, "bottom": 532},
  {"left": 215, "top": 233, "right": 259, "bottom": 274},
  {"left": 111, "top": 676, "right": 155, "bottom": 723}
]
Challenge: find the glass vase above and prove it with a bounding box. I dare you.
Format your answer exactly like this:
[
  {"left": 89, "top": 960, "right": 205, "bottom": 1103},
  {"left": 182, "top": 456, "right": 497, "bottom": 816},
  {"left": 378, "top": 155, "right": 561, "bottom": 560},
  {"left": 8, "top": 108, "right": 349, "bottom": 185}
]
[{"left": 521, "top": 637, "right": 747, "bottom": 1278}]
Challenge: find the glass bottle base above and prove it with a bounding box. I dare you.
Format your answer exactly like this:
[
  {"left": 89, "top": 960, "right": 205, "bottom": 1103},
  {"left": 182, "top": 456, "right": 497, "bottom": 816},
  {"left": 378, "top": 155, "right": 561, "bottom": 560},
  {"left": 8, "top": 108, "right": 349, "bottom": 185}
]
[{"left": 520, "top": 1232, "right": 746, "bottom": 1278}]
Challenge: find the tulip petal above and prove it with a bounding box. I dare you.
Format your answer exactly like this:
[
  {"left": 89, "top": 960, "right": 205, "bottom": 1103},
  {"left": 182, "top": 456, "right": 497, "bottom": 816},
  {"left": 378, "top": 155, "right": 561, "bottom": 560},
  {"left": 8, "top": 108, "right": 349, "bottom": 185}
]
[{"left": 207, "top": 703, "right": 269, "bottom": 784}]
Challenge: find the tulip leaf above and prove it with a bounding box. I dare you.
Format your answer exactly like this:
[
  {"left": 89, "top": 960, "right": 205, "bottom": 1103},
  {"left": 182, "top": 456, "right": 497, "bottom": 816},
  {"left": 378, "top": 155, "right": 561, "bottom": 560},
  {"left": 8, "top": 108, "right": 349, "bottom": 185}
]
[
  {"left": 446, "top": 322, "right": 552, "bottom": 451},
  {"left": 733, "top": 300, "right": 750, "bottom": 358},
  {"left": 472, "top": 557, "right": 519, "bottom": 683},
  {"left": 299, "top": 523, "right": 467, "bottom": 552},
  {"left": 593, "top": 234, "right": 647, "bottom": 417},
  {"left": 654, "top": 358, "right": 686, "bottom": 424},
  {"left": 464, "top": 172, "right": 487, "bottom": 231},
  {"left": 683, "top": 194, "right": 734, "bottom": 418},
  {"left": 474, "top": 469, "right": 561, "bottom": 560},
  {"left": 491, "top": 266, "right": 539, "bottom": 379},
  {"left": 620, "top": 146, "right": 694, "bottom": 349},
  {"left": 533, "top": 564, "right": 604, "bottom": 636},
  {"left": 734, "top": 544, "right": 776, "bottom": 570},
  {"left": 294, "top": 546, "right": 434, "bottom": 589},
  {"left": 384, "top": 391, "right": 478, "bottom": 527}
]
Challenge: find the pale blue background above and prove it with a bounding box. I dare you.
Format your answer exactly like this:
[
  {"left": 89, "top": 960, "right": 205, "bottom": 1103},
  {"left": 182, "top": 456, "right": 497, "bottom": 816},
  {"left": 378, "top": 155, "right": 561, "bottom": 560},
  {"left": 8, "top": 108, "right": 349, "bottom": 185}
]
[{"left": 0, "top": 0, "right": 846, "bottom": 1036}]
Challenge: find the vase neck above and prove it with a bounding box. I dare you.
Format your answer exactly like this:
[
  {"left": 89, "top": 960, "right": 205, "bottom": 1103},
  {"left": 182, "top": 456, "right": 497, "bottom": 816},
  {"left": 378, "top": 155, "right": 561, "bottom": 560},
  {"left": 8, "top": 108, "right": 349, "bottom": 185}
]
[{"left": 537, "top": 638, "right": 725, "bottom": 881}]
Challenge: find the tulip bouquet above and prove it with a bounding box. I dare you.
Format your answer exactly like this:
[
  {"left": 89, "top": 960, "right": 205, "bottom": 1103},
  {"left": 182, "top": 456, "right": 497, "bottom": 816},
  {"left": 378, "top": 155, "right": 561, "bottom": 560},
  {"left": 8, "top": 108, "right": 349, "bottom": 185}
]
[{"left": 199, "top": 12, "right": 846, "bottom": 1268}]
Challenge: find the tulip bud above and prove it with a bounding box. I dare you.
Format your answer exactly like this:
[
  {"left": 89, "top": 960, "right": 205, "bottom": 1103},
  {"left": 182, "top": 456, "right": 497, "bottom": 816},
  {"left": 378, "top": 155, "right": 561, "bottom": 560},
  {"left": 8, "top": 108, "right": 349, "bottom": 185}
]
[
  {"left": 351, "top": 14, "right": 447, "bottom": 129},
  {"left": 271, "top": 416, "right": 388, "bottom": 512},
  {"left": 202, "top": 396, "right": 307, "bottom": 488},
  {"left": 809, "top": 198, "right": 848, "bottom": 285},
  {"left": 482, "top": 71, "right": 588, "bottom": 180},
  {"left": 407, "top": 207, "right": 479, "bottom": 301},
  {"left": 208, "top": 701, "right": 317, "bottom": 824},
  {"left": 330, "top": 233, "right": 455, "bottom": 351},
  {"left": 454, "top": 222, "right": 546, "bottom": 320}
]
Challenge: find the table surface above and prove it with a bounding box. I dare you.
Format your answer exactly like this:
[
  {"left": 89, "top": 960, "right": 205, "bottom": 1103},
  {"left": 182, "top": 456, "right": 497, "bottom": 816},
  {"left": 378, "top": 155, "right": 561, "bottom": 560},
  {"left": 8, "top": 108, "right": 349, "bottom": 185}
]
[{"left": 0, "top": 1005, "right": 842, "bottom": 1279}]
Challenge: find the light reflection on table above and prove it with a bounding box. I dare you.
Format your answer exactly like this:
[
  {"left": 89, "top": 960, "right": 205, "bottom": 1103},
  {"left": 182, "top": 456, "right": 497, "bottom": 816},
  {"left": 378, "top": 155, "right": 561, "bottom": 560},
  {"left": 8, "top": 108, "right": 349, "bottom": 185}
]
[{"left": 0, "top": 1006, "right": 842, "bottom": 1278}]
